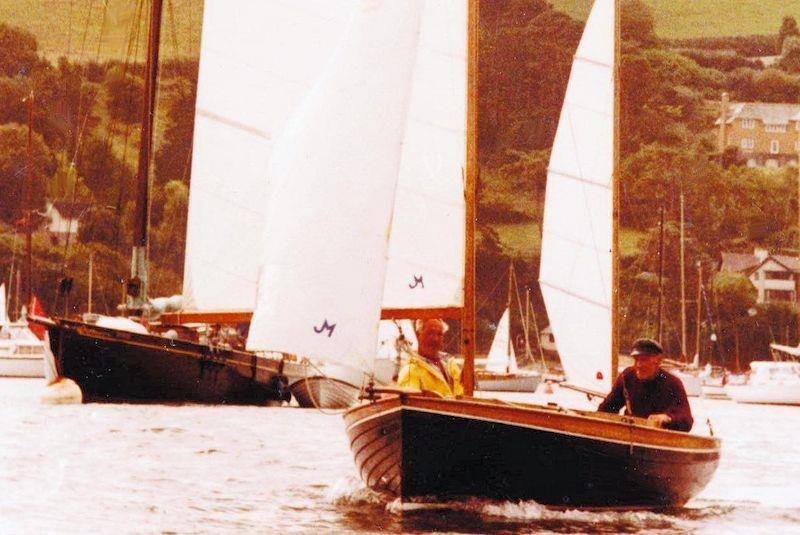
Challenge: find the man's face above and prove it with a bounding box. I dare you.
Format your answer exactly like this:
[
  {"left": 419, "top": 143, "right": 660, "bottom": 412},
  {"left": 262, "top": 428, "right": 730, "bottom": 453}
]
[
  {"left": 418, "top": 320, "right": 445, "bottom": 358},
  {"left": 633, "top": 354, "right": 662, "bottom": 381}
]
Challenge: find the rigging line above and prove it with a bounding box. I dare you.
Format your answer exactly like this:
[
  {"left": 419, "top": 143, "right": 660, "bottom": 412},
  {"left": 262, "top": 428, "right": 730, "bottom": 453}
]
[
  {"left": 475, "top": 271, "right": 507, "bottom": 314},
  {"left": 72, "top": 0, "right": 112, "bottom": 165}
]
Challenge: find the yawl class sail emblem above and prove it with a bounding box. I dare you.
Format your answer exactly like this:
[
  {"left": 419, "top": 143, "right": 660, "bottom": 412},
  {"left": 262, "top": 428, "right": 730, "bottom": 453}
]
[{"left": 408, "top": 275, "right": 424, "bottom": 289}]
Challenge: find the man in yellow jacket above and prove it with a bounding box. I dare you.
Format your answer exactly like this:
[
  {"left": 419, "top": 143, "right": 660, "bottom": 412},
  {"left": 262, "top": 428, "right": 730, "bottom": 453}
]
[{"left": 397, "top": 318, "right": 463, "bottom": 398}]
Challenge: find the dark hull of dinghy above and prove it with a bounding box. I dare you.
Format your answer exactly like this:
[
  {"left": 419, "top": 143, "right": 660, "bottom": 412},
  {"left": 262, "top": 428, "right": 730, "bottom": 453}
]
[{"left": 344, "top": 394, "right": 720, "bottom": 508}]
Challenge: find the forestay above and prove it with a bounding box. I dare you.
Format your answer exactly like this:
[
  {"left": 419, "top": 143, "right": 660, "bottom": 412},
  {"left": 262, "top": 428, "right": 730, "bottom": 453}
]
[
  {"left": 539, "top": 0, "right": 615, "bottom": 393},
  {"left": 485, "top": 308, "right": 518, "bottom": 374},
  {"left": 182, "top": 1, "right": 355, "bottom": 311},
  {"left": 381, "top": 1, "right": 467, "bottom": 310},
  {"left": 246, "top": 2, "right": 423, "bottom": 373}
]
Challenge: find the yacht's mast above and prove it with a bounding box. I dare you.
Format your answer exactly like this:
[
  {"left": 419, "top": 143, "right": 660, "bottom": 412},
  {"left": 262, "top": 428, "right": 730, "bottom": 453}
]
[
  {"left": 24, "top": 91, "right": 34, "bottom": 312},
  {"left": 462, "top": 0, "right": 478, "bottom": 395},
  {"left": 129, "top": 0, "right": 163, "bottom": 313},
  {"left": 611, "top": 0, "right": 621, "bottom": 383}
]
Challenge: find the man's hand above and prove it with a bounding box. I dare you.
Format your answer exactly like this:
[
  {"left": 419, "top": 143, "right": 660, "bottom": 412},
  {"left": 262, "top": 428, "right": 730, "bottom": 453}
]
[{"left": 647, "top": 413, "right": 672, "bottom": 428}]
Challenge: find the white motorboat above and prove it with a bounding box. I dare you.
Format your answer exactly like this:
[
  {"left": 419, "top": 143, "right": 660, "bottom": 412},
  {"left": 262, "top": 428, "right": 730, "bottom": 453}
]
[
  {"left": 725, "top": 359, "right": 800, "bottom": 406},
  {"left": 0, "top": 325, "right": 46, "bottom": 378}
]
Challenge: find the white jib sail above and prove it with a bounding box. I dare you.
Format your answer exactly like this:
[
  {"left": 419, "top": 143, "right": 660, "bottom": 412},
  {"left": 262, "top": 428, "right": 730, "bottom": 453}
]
[
  {"left": 381, "top": 1, "right": 467, "bottom": 310},
  {"left": 539, "top": 0, "right": 614, "bottom": 393},
  {"left": 182, "top": 1, "right": 356, "bottom": 311},
  {"left": 246, "top": 1, "right": 423, "bottom": 373},
  {"left": 0, "top": 284, "right": 7, "bottom": 324},
  {"left": 485, "top": 308, "right": 518, "bottom": 374}
]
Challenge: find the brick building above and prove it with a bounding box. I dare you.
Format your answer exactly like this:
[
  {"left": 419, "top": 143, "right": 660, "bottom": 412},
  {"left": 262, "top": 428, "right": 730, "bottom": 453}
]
[{"left": 716, "top": 93, "right": 800, "bottom": 168}]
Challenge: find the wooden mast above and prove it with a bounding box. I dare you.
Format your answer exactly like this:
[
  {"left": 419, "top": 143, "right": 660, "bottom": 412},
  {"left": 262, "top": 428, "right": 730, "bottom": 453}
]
[
  {"left": 462, "top": 0, "right": 478, "bottom": 395},
  {"left": 129, "top": 0, "right": 163, "bottom": 313},
  {"left": 24, "top": 91, "right": 34, "bottom": 312},
  {"left": 611, "top": 0, "right": 621, "bottom": 383}
]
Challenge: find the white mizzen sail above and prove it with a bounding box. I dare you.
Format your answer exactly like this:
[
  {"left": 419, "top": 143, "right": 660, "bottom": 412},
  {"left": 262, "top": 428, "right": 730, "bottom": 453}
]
[
  {"left": 246, "top": 2, "right": 423, "bottom": 373},
  {"left": 539, "top": 0, "right": 615, "bottom": 393},
  {"left": 485, "top": 308, "right": 518, "bottom": 373},
  {"left": 382, "top": 1, "right": 467, "bottom": 310},
  {"left": 182, "top": 1, "right": 356, "bottom": 311}
]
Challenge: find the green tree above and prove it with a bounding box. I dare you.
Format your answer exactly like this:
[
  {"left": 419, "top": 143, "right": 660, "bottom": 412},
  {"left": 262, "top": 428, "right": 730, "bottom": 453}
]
[
  {"left": 154, "top": 77, "right": 197, "bottom": 187},
  {"left": 780, "top": 16, "right": 800, "bottom": 52},
  {"left": 0, "top": 123, "right": 55, "bottom": 223},
  {"left": 0, "top": 23, "right": 40, "bottom": 78},
  {"left": 104, "top": 65, "right": 142, "bottom": 124},
  {"left": 621, "top": 0, "right": 656, "bottom": 46}
]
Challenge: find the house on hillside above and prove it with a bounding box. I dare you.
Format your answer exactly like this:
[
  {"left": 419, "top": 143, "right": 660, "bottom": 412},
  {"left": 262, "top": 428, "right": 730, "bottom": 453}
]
[
  {"left": 719, "top": 248, "right": 799, "bottom": 304},
  {"left": 44, "top": 200, "right": 88, "bottom": 245},
  {"left": 715, "top": 93, "right": 800, "bottom": 168}
]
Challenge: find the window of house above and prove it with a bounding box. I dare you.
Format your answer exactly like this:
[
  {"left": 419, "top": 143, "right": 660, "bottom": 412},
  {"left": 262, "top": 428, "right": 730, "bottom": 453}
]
[
  {"left": 766, "top": 159, "right": 779, "bottom": 167},
  {"left": 741, "top": 118, "right": 755, "bottom": 129},
  {"left": 795, "top": 140, "right": 800, "bottom": 151},
  {"left": 765, "top": 270, "right": 793, "bottom": 280},
  {"left": 770, "top": 139, "right": 780, "bottom": 154},
  {"left": 765, "top": 124, "right": 786, "bottom": 133},
  {"left": 747, "top": 158, "right": 758, "bottom": 167},
  {"left": 741, "top": 138, "right": 755, "bottom": 151},
  {"left": 765, "top": 289, "right": 794, "bottom": 302}
]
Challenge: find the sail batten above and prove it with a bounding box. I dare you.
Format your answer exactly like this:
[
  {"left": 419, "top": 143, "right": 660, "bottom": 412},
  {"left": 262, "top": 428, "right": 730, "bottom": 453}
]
[{"left": 540, "top": 0, "right": 615, "bottom": 392}]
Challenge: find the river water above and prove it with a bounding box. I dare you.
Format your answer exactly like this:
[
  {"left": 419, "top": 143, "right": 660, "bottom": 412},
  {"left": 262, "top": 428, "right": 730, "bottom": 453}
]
[{"left": 2, "top": 378, "right": 799, "bottom": 534}]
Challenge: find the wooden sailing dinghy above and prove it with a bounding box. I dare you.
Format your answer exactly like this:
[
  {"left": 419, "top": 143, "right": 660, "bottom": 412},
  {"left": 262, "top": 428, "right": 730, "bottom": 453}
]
[{"left": 247, "top": 0, "right": 720, "bottom": 507}]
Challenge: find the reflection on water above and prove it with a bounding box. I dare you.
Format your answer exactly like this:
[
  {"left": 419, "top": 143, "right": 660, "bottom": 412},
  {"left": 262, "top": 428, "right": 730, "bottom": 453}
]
[{"left": 1, "top": 379, "right": 799, "bottom": 534}]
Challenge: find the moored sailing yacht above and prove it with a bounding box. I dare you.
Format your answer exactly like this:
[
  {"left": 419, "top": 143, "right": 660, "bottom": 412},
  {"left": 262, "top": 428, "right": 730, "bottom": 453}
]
[
  {"left": 248, "top": 0, "right": 720, "bottom": 507},
  {"left": 28, "top": 0, "right": 335, "bottom": 404},
  {"left": 475, "top": 265, "right": 541, "bottom": 392}
]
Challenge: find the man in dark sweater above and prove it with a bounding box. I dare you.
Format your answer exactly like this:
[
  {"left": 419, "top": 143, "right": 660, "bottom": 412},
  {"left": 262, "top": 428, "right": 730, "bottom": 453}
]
[{"left": 598, "top": 338, "right": 694, "bottom": 432}]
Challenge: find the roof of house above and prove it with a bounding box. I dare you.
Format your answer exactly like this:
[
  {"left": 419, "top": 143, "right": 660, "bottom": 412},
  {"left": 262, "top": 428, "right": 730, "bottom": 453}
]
[
  {"left": 720, "top": 251, "right": 800, "bottom": 274},
  {"left": 715, "top": 102, "right": 800, "bottom": 126},
  {"left": 48, "top": 200, "right": 89, "bottom": 219}
]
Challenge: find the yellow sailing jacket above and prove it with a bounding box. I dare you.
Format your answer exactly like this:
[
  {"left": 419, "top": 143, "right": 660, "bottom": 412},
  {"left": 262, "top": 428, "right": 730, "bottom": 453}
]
[{"left": 397, "top": 353, "right": 464, "bottom": 398}]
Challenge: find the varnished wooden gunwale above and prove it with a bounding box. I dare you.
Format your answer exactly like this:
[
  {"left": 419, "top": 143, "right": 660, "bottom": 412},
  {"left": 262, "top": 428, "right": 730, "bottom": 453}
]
[{"left": 346, "top": 394, "right": 719, "bottom": 452}]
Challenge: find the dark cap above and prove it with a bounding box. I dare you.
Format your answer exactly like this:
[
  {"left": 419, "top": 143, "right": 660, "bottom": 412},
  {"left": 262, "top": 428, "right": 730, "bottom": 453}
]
[{"left": 630, "top": 337, "right": 663, "bottom": 358}]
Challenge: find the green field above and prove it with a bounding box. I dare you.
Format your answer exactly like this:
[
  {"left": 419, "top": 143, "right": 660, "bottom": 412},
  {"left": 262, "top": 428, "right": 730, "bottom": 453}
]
[
  {"left": 1, "top": 0, "right": 203, "bottom": 61},
  {"left": 551, "top": 0, "right": 800, "bottom": 39},
  {"left": 491, "top": 222, "right": 646, "bottom": 260}
]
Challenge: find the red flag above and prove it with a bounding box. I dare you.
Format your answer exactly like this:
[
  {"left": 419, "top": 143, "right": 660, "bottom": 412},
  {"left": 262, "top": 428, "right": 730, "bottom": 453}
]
[{"left": 28, "top": 295, "right": 48, "bottom": 340}]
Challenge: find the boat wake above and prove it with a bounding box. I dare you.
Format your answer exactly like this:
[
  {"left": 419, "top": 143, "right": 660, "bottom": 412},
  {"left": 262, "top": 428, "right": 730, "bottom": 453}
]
[{"left": 328, "top": 483, "right": 751, "bottom": 534}]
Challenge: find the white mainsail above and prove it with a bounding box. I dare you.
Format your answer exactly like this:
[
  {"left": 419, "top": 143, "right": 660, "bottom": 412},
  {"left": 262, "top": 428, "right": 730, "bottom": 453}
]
[
  {"left": 246, "top": 2, "right": 424, "bottom": 373},
  {"left": 539, "top": 0, "right": 615, "bottom": 393},
  {"left": 381, "top": 1, "right": 467, "bottom": 310},
  {"left": 182, "top": 1, "right": 356, "bottom": 311},
  {"left": 485, "top": 308, "right": 518, "bottom": 373}
]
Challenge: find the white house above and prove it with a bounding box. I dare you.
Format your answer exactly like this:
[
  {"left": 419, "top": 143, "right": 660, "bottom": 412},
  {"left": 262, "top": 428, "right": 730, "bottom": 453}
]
[
  {"left": 720, "top": 248, "right": 799, "bottom": 304},
  {"left": 44, "top": 201, "right": 87, "bottom": 245}
]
